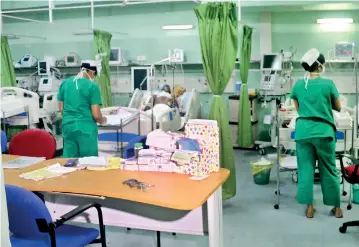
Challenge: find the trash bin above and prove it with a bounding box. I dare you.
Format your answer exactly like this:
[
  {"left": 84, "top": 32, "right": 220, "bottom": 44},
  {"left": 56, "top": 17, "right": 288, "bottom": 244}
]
[
  {"left": 251, "top": 159, "right": 274, "bottom": 185},
  {"left": 353, "top": 184, "right": 359, "bottom": 204}
]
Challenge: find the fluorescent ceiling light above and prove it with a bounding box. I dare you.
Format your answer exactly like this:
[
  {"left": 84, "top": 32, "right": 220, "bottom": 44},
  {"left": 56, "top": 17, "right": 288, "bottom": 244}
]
[
  {"left": 317, "top": 18, "right": 353, "bottom": 24},
  {"left": 162, "top": 25, "right": 194, "bottom": 30}
]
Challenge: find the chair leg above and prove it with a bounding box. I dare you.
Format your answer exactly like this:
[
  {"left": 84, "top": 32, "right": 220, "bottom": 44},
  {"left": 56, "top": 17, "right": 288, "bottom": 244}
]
[
  {"left": 33, "top": 192, "right": 45, "bottom": 203},
  {"left": 94, "top": 205, "right": 107, "bottom": 247},
  {"left": 343, "top": 221, "right": 359, "bottom": 228},
  {"left": 157, "top": 231, "right": 161, "bottom": 247}
]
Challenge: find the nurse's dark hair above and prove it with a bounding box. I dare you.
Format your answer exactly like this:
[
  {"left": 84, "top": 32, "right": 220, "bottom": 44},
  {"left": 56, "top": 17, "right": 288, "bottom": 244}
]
[
  {"left": 81, "top": 63, "right": 97, "bottom": 75},
  {"left": 301, "top": 53, "right": 325, "bottom": 72}
]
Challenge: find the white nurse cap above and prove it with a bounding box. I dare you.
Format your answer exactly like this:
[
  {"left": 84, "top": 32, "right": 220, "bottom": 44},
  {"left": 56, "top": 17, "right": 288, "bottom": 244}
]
[{"left": 300, "top": 48, "right": 320, "bottom": 66}]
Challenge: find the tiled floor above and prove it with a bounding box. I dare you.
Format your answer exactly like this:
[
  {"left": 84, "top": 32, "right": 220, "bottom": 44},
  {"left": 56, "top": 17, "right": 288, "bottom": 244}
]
[{"left": 89, "top": 149, "right": 359, "bottom": 247}]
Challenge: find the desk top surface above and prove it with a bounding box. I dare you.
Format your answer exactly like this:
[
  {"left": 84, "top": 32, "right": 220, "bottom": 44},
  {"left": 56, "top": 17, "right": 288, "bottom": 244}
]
[{"left": 2, "top": 155, "right": 229, "bottom": 210}]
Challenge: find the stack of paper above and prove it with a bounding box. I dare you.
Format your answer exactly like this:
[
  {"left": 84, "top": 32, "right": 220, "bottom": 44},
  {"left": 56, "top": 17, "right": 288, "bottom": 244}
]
[
  {"left": 171, "top": 151, "right": 198, "bottom": 164},
  {"left": 78, "top": 157, "right": 108, "bottom": 168},
  {"left": 3, "top": 156, "right": 46, "bottom": 169},
  {"left": 20, "top": 164, "right": 78, "bottom": 181},
  {"left": 87, "top": 157, "right": 122, "bottom": 171}
]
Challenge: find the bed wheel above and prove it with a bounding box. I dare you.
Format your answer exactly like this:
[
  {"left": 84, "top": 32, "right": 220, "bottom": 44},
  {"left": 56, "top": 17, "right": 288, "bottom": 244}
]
[
  {"left": 259, "top": 148, "right": 266, "bottom": 155},
  {"left": 342, "top": 191, "right": 347, "bottom": 196},
  {"left": 347, "top": 204, "right": 352, "bottom": 210},
  {"left": 274, "top": 204, "right": 279, "bottom": 209}
]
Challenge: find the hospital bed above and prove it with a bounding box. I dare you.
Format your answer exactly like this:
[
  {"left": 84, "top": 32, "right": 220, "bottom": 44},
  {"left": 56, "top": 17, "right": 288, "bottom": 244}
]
[
  {"left": 128, "top": 88, "right": 201, "bottom": 130},
  {"left": 278, "top": 98, "right": 355, "bottom": 153},
  {"left": 98, "top": 107, "right": 155, "bottom": 157},
  {"left": 0, "top": 87, "right": 39, "bottom": 128},
  {"left": 0, "top": 87, "right": 62, "bottom": 150}
]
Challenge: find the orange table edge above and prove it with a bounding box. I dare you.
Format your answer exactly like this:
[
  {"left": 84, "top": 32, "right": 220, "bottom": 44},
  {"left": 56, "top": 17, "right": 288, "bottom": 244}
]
[{"left": 2, "top": 155, "right": 230, "bottom": 210}]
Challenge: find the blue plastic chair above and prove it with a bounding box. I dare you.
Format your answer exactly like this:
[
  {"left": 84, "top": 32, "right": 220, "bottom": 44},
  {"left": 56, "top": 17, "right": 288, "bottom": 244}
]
[
  {"left": 5, "top": 184, "right": 107, "bottom": 247},
  {"left": 1, "top": 130, "right": 7, "bottom": 153},
  {"left": 123, "top": 135, "right": 148, "bottom": 159}
]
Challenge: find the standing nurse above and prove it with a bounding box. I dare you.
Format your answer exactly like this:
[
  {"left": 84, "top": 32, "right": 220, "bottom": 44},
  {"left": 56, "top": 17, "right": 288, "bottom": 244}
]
[
  {"left": 290, "top": 49, "right": 342, "bottom": 218},
  {"left": 57, "top": 61, "right": 107, "bottom": 158}
]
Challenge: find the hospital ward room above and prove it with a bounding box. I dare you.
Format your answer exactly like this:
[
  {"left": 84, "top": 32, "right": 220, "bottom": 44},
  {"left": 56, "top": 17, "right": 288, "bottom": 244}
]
[{"left": 2, "top": 1, "right": 359, "bottom": 247}]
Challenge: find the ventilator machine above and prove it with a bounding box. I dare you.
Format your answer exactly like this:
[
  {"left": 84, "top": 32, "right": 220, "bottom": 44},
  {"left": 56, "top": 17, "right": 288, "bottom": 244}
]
[{"left": 37, "top": 60, "right": 62, "bottom": 96}]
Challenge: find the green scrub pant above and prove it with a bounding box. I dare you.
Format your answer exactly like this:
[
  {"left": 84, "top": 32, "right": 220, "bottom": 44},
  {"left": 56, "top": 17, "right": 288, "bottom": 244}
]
[
  {"left": 62, "top": 130, "right": 98, "bottom": 158},
  {"left": 296, "top": 137, "right": 340, "bottom": 207}
]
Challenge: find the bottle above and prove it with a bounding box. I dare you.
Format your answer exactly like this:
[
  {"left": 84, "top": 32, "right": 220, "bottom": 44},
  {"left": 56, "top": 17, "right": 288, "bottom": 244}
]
[{"left": 235, "top": 81, "right": 242, "bottom": 95}]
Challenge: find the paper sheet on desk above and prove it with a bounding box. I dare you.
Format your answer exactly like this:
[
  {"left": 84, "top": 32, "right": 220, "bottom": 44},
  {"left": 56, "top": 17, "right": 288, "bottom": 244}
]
[
  {"left": 20, "top": 164, "right": 77, "bottom": 181},
  {"left": 87, "top": 157, "right": 122, "bottom": 171},
  {"left": 78, "top": 157, "right": 108, "bottom": 167},
  {"left": 3, "top": 156, "right": 46, "bottom": 169}
]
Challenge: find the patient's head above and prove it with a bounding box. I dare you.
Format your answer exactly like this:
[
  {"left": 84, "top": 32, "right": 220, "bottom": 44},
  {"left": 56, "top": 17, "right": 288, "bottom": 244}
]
[{"left": 160, "top": 83, "right": 171, "bottom": 94}]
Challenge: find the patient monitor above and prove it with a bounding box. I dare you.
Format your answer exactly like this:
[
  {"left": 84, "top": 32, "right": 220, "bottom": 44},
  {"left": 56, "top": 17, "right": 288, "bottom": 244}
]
[
  {"left": 38, "top": 77, "right": 61, "bottom": 95},
  {"left": 259, "top": 53, "right": 292, "bottom": 96}
]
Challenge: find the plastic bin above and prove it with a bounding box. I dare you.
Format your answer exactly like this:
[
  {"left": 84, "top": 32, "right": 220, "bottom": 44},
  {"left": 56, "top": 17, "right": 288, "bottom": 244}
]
[
  {"left": 352, "top": 184, "right": 359, "bottom": 204},
  {"left": 251, "top": 160, "right": 274, "bottom": 185}
]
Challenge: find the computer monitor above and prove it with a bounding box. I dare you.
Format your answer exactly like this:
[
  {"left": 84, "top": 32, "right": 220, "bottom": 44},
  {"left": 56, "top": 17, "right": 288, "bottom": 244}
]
[
  {"left": 65, "top": 54, "right": 79, "bottom": 66},
  {"left": 110, "top": 48, "right": 122, "bottom": 65},
  {"left": 261, "top": 53, "right": 283, "bottom": 71},
  {"left": 38, "top": 61, "right": 50, "bottom": 76},
  {"left": 335, "top": 42, "right": 355, "bottom": 60}
]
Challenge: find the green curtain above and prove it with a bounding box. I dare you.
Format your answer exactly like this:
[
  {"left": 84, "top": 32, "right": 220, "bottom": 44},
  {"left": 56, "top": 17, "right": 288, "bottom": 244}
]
[
  {"left": 237, "top": 25, "right": 253, "bottom": 148},
  {"left": 194, "top": 2, "right": 238, "bottom": 200},
  {"left": 1, "top": 36, "right": 16, "bottom": 87},
  {"left": 93, "top": 30, "right": 113, "bottom": 107},
  {"left": 1, "top": 36, "right": 25, "bottom": 140}
]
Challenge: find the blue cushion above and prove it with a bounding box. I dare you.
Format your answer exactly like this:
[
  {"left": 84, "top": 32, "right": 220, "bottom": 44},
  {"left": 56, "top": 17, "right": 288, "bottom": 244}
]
[{"left": 10, "top": 224, "right": 99, "bottom": 247}]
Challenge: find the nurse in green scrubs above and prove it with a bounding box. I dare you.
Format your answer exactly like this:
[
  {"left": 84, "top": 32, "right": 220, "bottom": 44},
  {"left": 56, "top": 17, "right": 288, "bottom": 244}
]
[
  {"left": 290, "top": 49, "right": 342, "bottom": 218},
  {"left": 57, "top": 61, "right": 107, "bottom": 158}
]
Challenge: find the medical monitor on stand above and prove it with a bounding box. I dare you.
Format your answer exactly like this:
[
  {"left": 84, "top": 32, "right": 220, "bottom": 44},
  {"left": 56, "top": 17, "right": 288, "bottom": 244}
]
[{"left": 259, "top": 53, "right": 290, "bottom": 96}]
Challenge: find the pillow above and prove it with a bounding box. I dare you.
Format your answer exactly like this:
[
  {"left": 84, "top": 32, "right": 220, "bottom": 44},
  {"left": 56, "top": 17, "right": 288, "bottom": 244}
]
[{"left": 178, "top": 92, "right": 191, "bottom": 114}]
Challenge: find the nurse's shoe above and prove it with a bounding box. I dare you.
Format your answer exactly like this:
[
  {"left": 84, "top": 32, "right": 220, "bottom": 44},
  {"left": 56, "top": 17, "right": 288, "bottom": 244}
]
[
  {"left": 306, "top": 205, "right": 315, "bottom": 218},
  {"left": 331, "top": 207, "right": 343, "bottom": 218}
]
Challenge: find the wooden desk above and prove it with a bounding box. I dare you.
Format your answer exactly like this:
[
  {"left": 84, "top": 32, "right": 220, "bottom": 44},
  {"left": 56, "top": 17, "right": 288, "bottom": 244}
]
[{"left": 2, "top": 155, "right": 229, "bottom": 247}]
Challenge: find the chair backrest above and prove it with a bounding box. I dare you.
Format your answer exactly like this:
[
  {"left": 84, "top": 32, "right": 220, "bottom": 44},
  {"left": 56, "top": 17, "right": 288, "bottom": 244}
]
[
  {"left": 5, "top": 184, "right": 52, "bottom": 238},
  {"left": 1, "top": 130, "right": 7, "bottom": 153},
  {"left": 8, "top": 129, "right": 56, "bottom": 160}
]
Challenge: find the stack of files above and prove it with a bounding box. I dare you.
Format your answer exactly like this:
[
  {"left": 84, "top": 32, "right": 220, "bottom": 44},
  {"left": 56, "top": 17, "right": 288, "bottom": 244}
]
[
  {"left": 20, "top": 164, "right": 78, "bottom": 181},
  {"left": 78, "top": 157, "right": 108, "bottom": 168},
  {"left": 171, "top": 150, "right": 198, "bottom": 164},
  {"left": 87, "top": 157, "right": 122, "bottom": 171},
  {"left": 3, "top": 156, "right": 46, "bottom": 169}
]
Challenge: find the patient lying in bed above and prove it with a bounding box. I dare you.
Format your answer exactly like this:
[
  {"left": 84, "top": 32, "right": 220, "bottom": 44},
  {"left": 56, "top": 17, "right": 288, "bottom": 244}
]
[{"left": 144, "top": 92, "right": 173, "bottom": 122}]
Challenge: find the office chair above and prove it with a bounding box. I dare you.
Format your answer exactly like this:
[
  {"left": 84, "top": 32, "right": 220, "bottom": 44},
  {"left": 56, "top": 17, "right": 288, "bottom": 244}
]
[
  {"left": 336, "top": 154, "right": 359, "bottom": 233},
  {"left": 8, "top": 128, "right": 56, "bottom": 160},
  {"left": 5, "top": 184, "right": 107, "bottom": 247},
  {"left": 1, "top": 130, "right": 7, "bottom": 153}
]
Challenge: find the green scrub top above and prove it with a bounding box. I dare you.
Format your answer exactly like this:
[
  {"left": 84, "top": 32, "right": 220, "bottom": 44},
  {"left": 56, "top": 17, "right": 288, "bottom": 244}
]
[
  {"left": 290, "top": 77, "right": 339, "bottom": 141},
  {"left": 57, "top": 77, "right": 102, "bottom": 135}
]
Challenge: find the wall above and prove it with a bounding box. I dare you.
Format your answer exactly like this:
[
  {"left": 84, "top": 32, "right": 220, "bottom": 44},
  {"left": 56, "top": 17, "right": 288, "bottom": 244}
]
[
  {"left": 3, "top": 3, "right": 359, "bottom": 141},
  {"left": 3, "top": 2, "right": 262, "bottom": 120}
]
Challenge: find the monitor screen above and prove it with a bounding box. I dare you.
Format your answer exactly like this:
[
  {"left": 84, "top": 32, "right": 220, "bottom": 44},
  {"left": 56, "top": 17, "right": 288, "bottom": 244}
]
[
  {"left": 42, "top": 79, "right": 48, "bottom": 84},
  {"left": 67, "top": 56, "right": 75, "bottom": 63},
  {"left": 262, "top": 54, "right": 282, "bottom": 70},
  {"left": 110, "top": 49, "right": 120, "bottom": 61},
  {"left": 335, "top": 43, "right": 354, "bottom": 58},
  {"left": 23, "top": 57, "right": 29, "bottom": 62}
]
